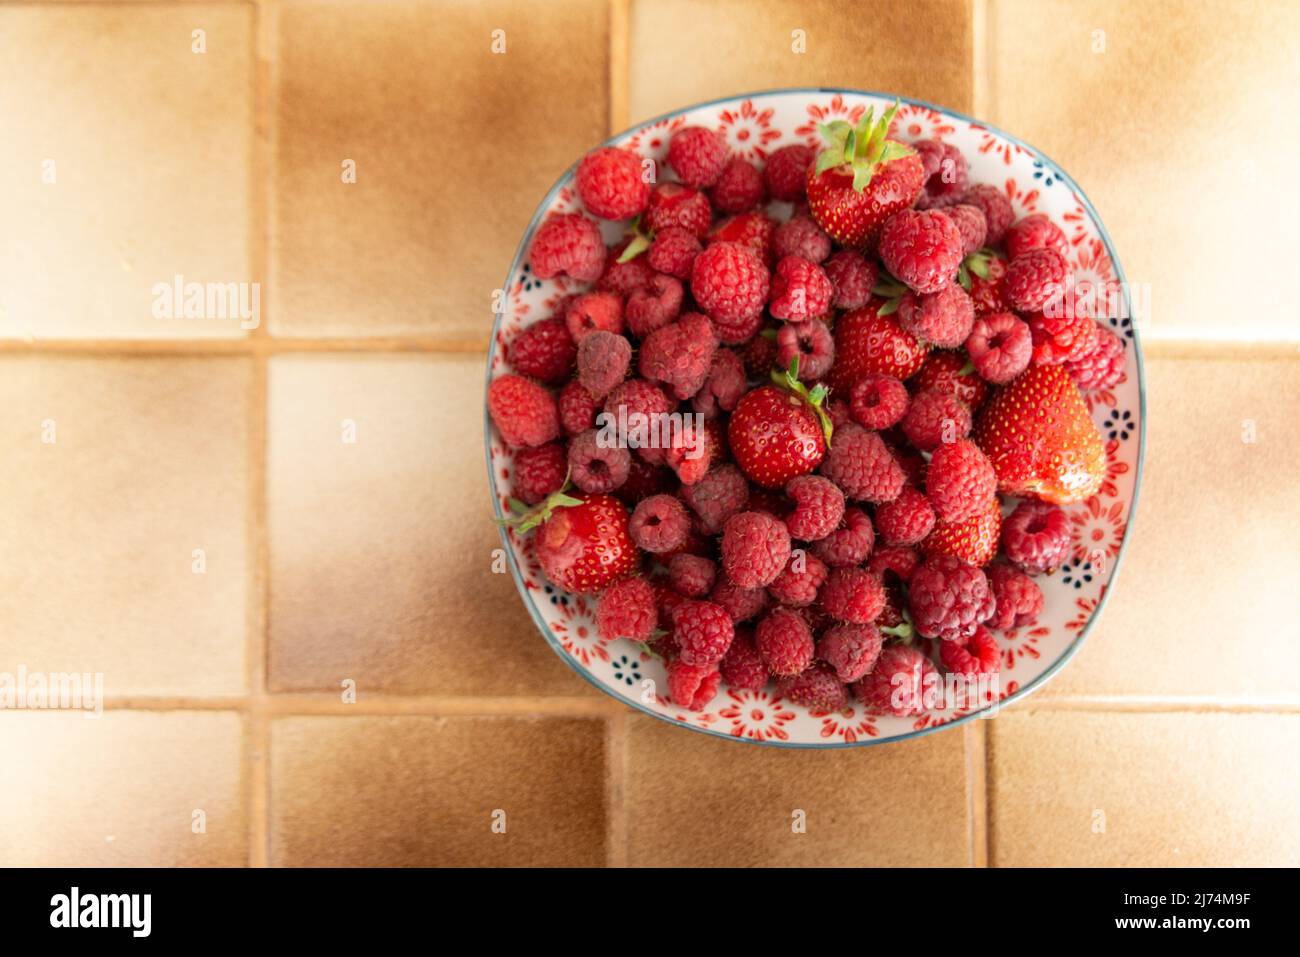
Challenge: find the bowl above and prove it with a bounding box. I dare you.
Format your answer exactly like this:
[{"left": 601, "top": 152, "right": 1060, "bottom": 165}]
[{"left": 485, "top": 88, "right": 1145, "bottom": 747}]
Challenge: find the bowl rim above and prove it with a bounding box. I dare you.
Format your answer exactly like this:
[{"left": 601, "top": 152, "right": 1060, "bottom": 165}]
[{"left": 483, "top": 86, "right": 1148, "bottom": 748}]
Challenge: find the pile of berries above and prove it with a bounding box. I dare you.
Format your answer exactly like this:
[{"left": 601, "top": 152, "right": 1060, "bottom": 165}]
[{"left": 490, "top": 103, "right": 1125, "bottom": 716}]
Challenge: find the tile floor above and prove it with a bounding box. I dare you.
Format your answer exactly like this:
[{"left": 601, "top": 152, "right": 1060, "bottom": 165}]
[{"left": 1, "top": 0, "right": 1297, "bottom": 867}]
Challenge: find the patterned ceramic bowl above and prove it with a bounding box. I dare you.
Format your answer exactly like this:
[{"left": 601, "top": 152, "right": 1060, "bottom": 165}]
[{"left": 485, "top": 88, "right": 1145, "bottom": 747}]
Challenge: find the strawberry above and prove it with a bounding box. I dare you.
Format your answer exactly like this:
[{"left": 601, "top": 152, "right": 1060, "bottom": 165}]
[
  {"left": 913, "top": 349, "right": 989, "bottom": 411},
  {"left": 728, "top": 359, "right": 833, "bottom": 488},
  {"left": 922, "top": 496, "right": 1001, "bottom": 567},
  {"left": 827, "top": 301, "right": 929, "bottom": 393},
  {"left": 806, "top": 102, "right": 925, "bottom": 248},
  {"left": 973, "top": 364, "right": 1105, "bottom": 504},
  {"left": 509, "top": 490, "right": 640, "bottom": 594}
]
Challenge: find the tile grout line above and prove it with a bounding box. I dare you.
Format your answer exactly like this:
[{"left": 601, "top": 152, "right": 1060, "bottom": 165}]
[
  {"left": 984, "top": 719, "right": 998, "bottom": 868},
  {"left": 608, "top": 0, "right": 630, "bottom": 133},
  {"left": 605, "top": 713, "right": 628, "bottom": 867},
  {"left": 246, "top": 0, "right": 276, "bottom": 870},
  {"left": 964, "top": 721, "right": 989, "bottom": 867},
  {"left": 971, "top": 0, "right": 989, "bottom": 120}
]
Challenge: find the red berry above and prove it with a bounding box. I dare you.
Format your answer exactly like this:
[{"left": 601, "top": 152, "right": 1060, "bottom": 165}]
[
  {"left": 824, "top": 250, "right": 878, "bottom": 310},
  {"left": 878, "top": 209, "right": 965, "bottom": 295},
  {"left": 558, "top": 380, "right": 598, "bottom": 436},
  {"left": 508, "top": 316, "right": 576, "bottom": 383},
  {"left": 874, "top": 486, "right": 936, "bottom": 546},
  {"left": 848, "top": 373, "right": 909, "bottom": 429},
  {"left": 1064, "top": 322, "right": 1126, "bottom": 391},
  {"left": 565, "top": 291, "right": 625, "bottom": 343},
  {"left": 530, "top": 212, "right": 605, "bottom": 282},
  {"left": 692, "top": 348, "right": 748, "bottom": 418},
  {"left": 721, "top": 511, "right": 792, "bottom": 588},
  {"left": 710, "top": 577, "right": 769, "bottom": 623},
  {"left": 764, "top": 144, "right": 814, "bottom": 201},
  {"left": 719, "top": 631, "right": 769, "bottom": 690},
  {"left": 709, "top": 157, "right": 766, "bottom": 213},
  {"left": 708, "top": 211, "right": 777, "bottom": 266},
  {"left": 576, "top": 146, "right": 650, "bottom": 221},
  {"left": 913, "top": 139, "right": 969, "bottom": 209},
  {"left": 898, "top": 283, "right": 976, "bottom": 348},
  {"left": 828, "top": 303, "right": 929, "bottom": 391},
  {"left": 965, "top": 311, "right": 1032, "bottom": 384},
  {"left": 638, "top": 311, "right": 718, "bottom": 400},
  {"left": 985, "top": 562, "right": 1044, "bottom": 631},
  {"left": 1006, "top": 213, "right": 1068, "bottom": 259},
  {"left": 913, "top": 349, "right": 989, "bottom": 409},
  {"left": 773, "top": 216, "right": 832, "bottom": 264},
  {"left": 963, "top": 184, "right": 1014, "bottom": 246},
  {"left": 1001, "top": 499, "right": 1073, "bottom": 574},
  {"left": 769, "top": 256, "right": 833, "bottom": 322},
  {"left": 926, "top": 438, "right": 996, "bottom": 524},
  {"left": 672, "top": 599, "right": 735, "bottom": 666},
  {"left": 513, "top": 442, "right": 567, "bottom": 506},
  {"left": 940, "top": 625, "right": 1001, "bottom": 676},
  {"left": 819, "top": 423, "right": 904, "bottom": 504},
  {"left": 817, "top": 624, "right": 884, "bottom": 683},
  {"left": 853, "top": 644, "right": 936, "bottom": 716},
  {"left": 922, "top": 495, "right": 1001, "bottom": 567},
  {"left": 669, "top": 553, "right": 718, "bottom": 599},
  {"left": 645, "top": 182, "right": 712, "bottom": 238},
  {"left": 568, "top": 429, "right": 631, "bottom": 494},
  {"left": 576, "top": 329, "right": 631, "bottom": 399},
  {"left": 534, "top": 493, "right": 639, "bottom": 595},
  {"left": 488, "top": 374, "right": 560, "bottom": 448},
  {"left": 1003, "top": 248, "right": 1073, "bottom": 313},
  {"left": 729, "top": 381, "right": 829, "bottom": 489},
  {"left": 668, "top": 660, "right": 722, "bottom": 710},
  {"left": 691, "top": 242, "right": 770, "bottom": 338},
  {"left": 629, "top": 493, "right": 690, "bottom": 554},
  {"left": 775, "top": 319, "right": 835, "bottom": 381},
  {"left": 777, "top": 662, "right": 848, "bottom": 711},
  {"left": 944, "top": 203, "right": 987, "bottom": 255},
  {"left": 680, "top": 463, "right": 749, "bottom": 534},
  {"left": 647, "top": 226, "right": 702, "bottom": 280},
  {"left": 596, "top": 576, "right": 657, "bottom": 642},
  {"left": 625, "top": 274, "right": 684, "bottom": 339},
  {"left": 755, "top": 607, "right": 815, "bottom": 676},
  {"left": 908, "top": 554, "right": 994, "bottom": 642},
  {"left": 812, "top": 506, "right": 875, "bottom": 567},
  {"left": 819, "top": 567, "right": 885, "bottom": 624},
  {"left": 767, "top": 550, "right": 829, "bottom": 608},
  {"left": 784, "top": 475, "right": 845, "bottom": 542},
  {"left": 901, "top": 388, "right": 972, "bottom": 453},
  {"left": 1026, "top": 309, "right": 1098, "bottom": 366},
  {"left": 668, "top": 126, "right": 729, "bottom": 189}
]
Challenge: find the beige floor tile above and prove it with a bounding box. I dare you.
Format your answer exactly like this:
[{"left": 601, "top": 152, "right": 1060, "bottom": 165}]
[
  {"left": 989, "top": 0, "right": 1300, "bottom": 342},
  {"left": 0, "top": 358, "right": 250, "bottom": 695},
  {"left": 272, "top": 0, "right": 609, "bottom": 340},
  {"left": 266, "top": 354, "right": 593, "bottom": 696},
  {"left": 625, "top": 716, "right": 971, "bottom": 866},
  {"left": 628, "top": 0, "right": 974, "bottom": 123},
  {"left": 0, "top": 4, "right": 254, "bottom": 339},
  {"left": 0, "top": 711, "right": 245, "bottom": 866},
  {"left": 1041, "top": 358, "right": 1300, "bottom": 702},
  {"left": 990, "top": 710, "right": 1300, "bottom": 866},
  {"left": 270, "top": 715, "right": 606, "bottom": 865}
]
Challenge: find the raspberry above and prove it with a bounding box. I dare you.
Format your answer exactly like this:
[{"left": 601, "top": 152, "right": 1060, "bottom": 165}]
[
  {"left": 710, "top": 576, "right": 769, "bottom": 623},
  {"left": 568, "top": 429, "right": 631, "bottom": 494},
  {"left": 488, "top": 374, "right": 561, "bottom": 448},
  {"left": 719, "top": 631, "right": 769, "bottom": 690},
  {"left": 721, "top": 511, "right": 792, "bottom": 588},
  {"left": 817, "top": 624, "right": 884, "bottom": 683},
  {"left": 669, "top": 553, "right": 717, "bottom": 598},
  {"left": 913, "top": 349, "right": 988, "bottom": 410},
  {"left": 985, "top": 562, "right": 1044, "bottom": 631},
  {"left": 1006, "top": 213, "right": 1068, "bottom": 259},
  {"left": 776, "top": 319, "right": 834, "bottom": 380},
  {"left": 512, "top": 442, "right": 567, "bottom": 506},
  {"left": 603, "top": 378, "right": 672, "bottom": 446},
  {"left": 672, "top": 599, "right": 735, "bottom": 666},
  {"left": 596, "top": 576, "right": 657, "bottom": 642},
  {"left": 558, "top": 380, "right": 598, "bottom": 435},
  {"left": 755, "top": 607, "right": 814, "bottom": 676},
  {"left": 645, "top": 182, "right": 712, "bottom": 238},
  {"left": 819, "top": 567, "right": 885, "bottom": 624},
  {"left": 874, "top": 486, "right": 936, "bottom": 546},
  {"left": 913, "top": 139, "right": 968, "bottom": 209},
  {"left": 508, "top": 316, "right": 576, "bottom": 383},
  {"left": 867, "top": 543, "right": 920, "bottom": 581},
  {"left": 529, "top": 212, "right": 605, "bottom": 282},
  {"left": 784, "top": 475, "right": 845, "bottom": 542},
  {"left": 944, "top": 203, "right": 988, "bottom": 256},
  {"left": 709, "top": 157, "right": 766, "bottom": 213},
  {"left": 692, "top": 348, "right": 747, "bottom": 417},
  {"left": 664, "top": 419, "right": 711, "bottom": 486},
  {"left": 764, "top": 143, "right": 814, "bottom": 201},
  {"left": 898, "top": 283, "right": 976, "bottom": 349},
  {"left": 648, "top": 226, "right": 702, "bottom": 280},
  {"left": 681, "top": 463, "right": 749, "bottom": 534},
  {"left": 777, "top": 662, "right": 848, "bottom": 711},
  {"left": 691, "top": 242, "right": 770, "bottom": 335},
  {"left": 939, "top": 625, "right": 1001, "bottom": 676},
  {"left": 879, "top": 209, "right": 965, "bottom": 295},
  {"left": 668, "top": 660, "right": 722, "bottom": 711},
  {"left": 620, "top": 273, "right": 681, "bottom": 339},
  {"left": 565, "top": 291, "right": 625, "bottom": 343},
  {"left": 638, "top": 311, "right": 718, "bottom": 400},
  {"left": 768, "top": 257, "right": 831, "bottom": 323},
  {"left": 853, "top": 644, "right": 936, "bottom": 716},
  {"left": 577, "top": 330, "right": 632, "bottom": 399},
  {"left": 709, "top": 211, "right": 777, "bottom": 266},
  {"left": 576, "top": 146, "right": 650, "bottom": 221},
  {"left": 963, "top": 184, "right": 1014, "bottom": 246},
  {"left": 909, "top": 555, "right": 994, "bottom": 641},
  {"left": 968, "top": 255, "right": 1009, "bottom": 316},
  {"left": 824, "top": 250, "right": 877, "bottom": 310},
  {"left": 965, "top": 311, "right": 1032, "bottom": 384},
  {"left": 1064, "top": 322, "right": 1126, "bottom": 391},
  {"left": 1003, "top": 248, "right": 1073, "bottom": 313},
  {"left": 811, "top": 506, "right": 875, "bottom": 567},
  {"left": 926, "top": 438, "right": 995, "bottom": 524},
  {"left": 773, "top": 216, "right": 832, "bottom": 264},
  {"left": 616, "top": 456, "right": 672, "bottom": 505},
  {"left": 668, "top": 126, "right": 729, "bottom": 189},
  {"left": 599, "top": 245, "right": 654, "bottom": 296},
  {"left": 1026, "top": 309, "right": 1098, "bottom": 366},
  {"left": 819, "top": 424, "right": 905, "bottom": 504},
  {"left": 767, "top": 550, "right": 828, "bottom": 607},
  {"left": 849, "top": 374, "right": 909, "bottom": 429},
  {"left": 1001, "top": 499, "right": 1072, "bottom": 574},
  {"left": 901, "top": 388, "right": 972, "bottom": 453},
  {"left": 629, "top": 493, "right": 690, "bottom": 554}
]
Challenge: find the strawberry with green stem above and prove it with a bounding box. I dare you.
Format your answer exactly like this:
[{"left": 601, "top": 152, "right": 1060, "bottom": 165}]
[
  {"left": 728, "top": 357, "right": 833, "bottom": 488},
  {"left": 500, "top": 483, "right": 640, "bottom": 594},
  {"left": 806, "top": 102, "right": 925, "bottom": 248}
]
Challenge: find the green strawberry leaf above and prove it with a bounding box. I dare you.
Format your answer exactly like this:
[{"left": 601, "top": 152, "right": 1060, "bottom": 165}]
[
  {"left": 616, "top": 215, "right": 651, "bottom": 263},
  {"left": 878, "top": 297, "right": 900, "bottom": 316},
  {"left": 957, "top": 262, "right": 972, "bottom": 291}
]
